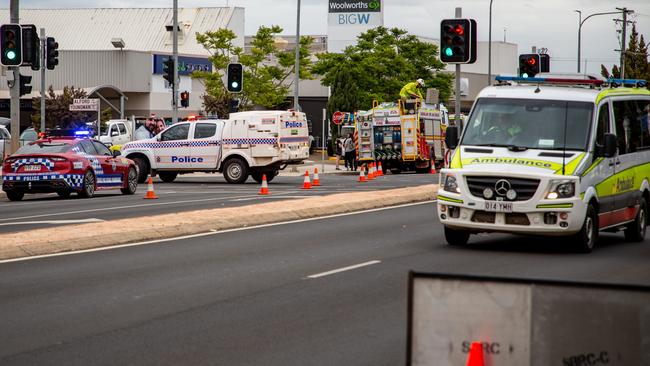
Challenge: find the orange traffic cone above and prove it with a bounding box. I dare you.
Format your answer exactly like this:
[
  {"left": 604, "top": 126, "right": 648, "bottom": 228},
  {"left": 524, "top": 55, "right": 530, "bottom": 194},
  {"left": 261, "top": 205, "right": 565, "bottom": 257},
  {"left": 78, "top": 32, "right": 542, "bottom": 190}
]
[
  {"left": 301, "top": 170, "right": 312, "bottom": 189},
  {"left": 377, "top": 161, "right": 384, "bottom": 176},
  {"left": 313, "top": 168, "right": 321, "bottom": 186},
  {"left": 465, "top": 342, "right": 484, "bottom": 366},
  {"left": 259, "top": 174, "right": 270, "bottom": 195},
  {"left": 430, "top": 160, "right": 437, "bottom": 174},
  {"left": 143, "top": 175, "right": 159, "bottom": 199},
  {"left": 358, "top": 166, "right": 367, "bottom": 183},
  {"left": 368, "top": 163, "right": 375, "bottom": 180}
]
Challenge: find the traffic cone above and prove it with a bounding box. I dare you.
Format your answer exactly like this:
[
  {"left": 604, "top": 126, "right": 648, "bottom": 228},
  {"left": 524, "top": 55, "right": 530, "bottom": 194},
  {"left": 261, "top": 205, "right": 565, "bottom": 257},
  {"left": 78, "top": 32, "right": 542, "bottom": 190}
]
[
  {"left": 301, "top": 170, "right": 312, "bottom": 189},
  {"left": 258, "top": 174, "right": 270, "bottom": 195},
  {"left": 430, "top": 160, "right": 437, "bottom": 175},
  {"left": 313, "top": 168, "right": 321, "bottom": 186},
  {"left": 358, "top": 166, "right": 367, "bottom": 183},
  {"left": 368, "top": 163, "right": 375, "bottom": 180},
  {"left": 143, "top": 175, "right": 159, "bottom": 199},
  {"left": 377, "top": 161, "right": 384, "bottom": 176},
  {"left": 465, "top": 342, "right": 484, "bottom": 366}
]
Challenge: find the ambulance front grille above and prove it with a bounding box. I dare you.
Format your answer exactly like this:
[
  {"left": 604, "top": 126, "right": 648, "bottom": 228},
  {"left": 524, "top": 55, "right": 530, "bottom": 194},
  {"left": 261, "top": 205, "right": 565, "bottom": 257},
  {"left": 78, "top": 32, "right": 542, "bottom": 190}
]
[{"left": 466, "top": 176, "right": 540, "bottom": 202}]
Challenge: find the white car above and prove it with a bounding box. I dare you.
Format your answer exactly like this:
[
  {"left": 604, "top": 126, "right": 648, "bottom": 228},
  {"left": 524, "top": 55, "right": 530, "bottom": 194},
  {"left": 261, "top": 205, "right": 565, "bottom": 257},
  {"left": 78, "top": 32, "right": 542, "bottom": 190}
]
[{"left": 0, "top": 125, "right": 9, "bottom": 162}]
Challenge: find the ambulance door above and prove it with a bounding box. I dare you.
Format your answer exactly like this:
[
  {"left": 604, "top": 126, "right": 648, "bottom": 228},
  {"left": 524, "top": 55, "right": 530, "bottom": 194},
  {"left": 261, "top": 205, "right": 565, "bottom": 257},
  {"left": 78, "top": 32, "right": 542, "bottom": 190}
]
[
  {"left": 250, "top": 116, "right": 278, "bottom": 157},
  {"left": 157, "top": 123, "right": 191, "bottom": 170},
  {"left": 190, "top": 121, "right": 223, "bottom": 170}
]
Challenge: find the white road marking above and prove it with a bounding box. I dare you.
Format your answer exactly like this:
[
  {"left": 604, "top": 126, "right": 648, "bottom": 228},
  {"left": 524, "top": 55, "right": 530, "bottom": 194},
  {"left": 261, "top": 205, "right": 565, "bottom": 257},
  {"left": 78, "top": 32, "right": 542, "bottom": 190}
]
[
  {"left": 0, "top": 218, "right": 104, "bottom": 227},
  {"left": 306, "top": 260, "right": 381, "bottom": 279},
  {"left": 0, "top": 200, "right": 436, "bottom": 264}
]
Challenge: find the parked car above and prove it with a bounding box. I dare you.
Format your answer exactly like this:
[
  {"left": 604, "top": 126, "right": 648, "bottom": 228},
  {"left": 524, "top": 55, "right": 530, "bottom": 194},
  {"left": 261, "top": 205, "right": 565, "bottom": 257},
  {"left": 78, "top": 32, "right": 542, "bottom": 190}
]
[
  {"left": 0, "top": 125, "right": 10, "bottom": 162},
  {"left": 19, "top": 128, "right": 38, "bottom": 147}
]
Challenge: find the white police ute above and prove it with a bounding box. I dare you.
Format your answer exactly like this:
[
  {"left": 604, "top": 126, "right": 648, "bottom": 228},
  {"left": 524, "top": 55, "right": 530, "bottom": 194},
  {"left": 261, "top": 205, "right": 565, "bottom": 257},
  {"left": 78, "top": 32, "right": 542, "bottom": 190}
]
[{"left": 120, "top": 110, "right": 310, "bottom": 184}]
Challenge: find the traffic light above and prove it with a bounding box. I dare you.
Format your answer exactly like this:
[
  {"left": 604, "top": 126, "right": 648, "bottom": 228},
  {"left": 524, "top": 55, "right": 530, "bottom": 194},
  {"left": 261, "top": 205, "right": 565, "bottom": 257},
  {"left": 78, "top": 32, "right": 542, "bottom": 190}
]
[
  {"left": 519, "top": 54, "right": 540, "bottom": 78},
  {"left": 227, "top": 63, "right": 243, "bottom": 93},
  {"left": 1, "top": 24, "right": 22, "bottom": 66},
  {"left": 180, "top": 91, "right": 189, "bottom": 108},
  {"left": 21, "top": 25, "right": 39, "bottom": 70},
  {"left": 19, "top": 73, "right": 32, "bottom": 96},
  {"left": 439, "top": 19, "right": 477, "bottom": 64},
  {"left": 45, "top": 37, "right": 59, "bottom": 70},
  {"left": 162, "top": 58, "right": 175, "bottom": 86},
  {"left": 229, "top": 98, "right": 239, "bottom": 113},
  {"left": 540, "top": 54, "right": 550, "bottom": 73}
]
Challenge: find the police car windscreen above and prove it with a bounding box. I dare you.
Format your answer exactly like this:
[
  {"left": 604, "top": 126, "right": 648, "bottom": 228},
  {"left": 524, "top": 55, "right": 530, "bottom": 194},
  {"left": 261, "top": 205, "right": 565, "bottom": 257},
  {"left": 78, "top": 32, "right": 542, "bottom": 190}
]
[
  {"left": 462, "top": 98, "right": 593, "bottom": 151},
  {"left": 15, "top": 142, "right": 72, "bottom": 155}
]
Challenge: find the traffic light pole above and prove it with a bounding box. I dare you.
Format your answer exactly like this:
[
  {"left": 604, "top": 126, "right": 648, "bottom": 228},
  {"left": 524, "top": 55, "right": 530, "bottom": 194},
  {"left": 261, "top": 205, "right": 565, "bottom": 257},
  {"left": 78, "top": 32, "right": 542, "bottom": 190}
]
[
  {"left": 454, "top": 7, "right": 462, "bottom": 127},
  {"left": 40, "top": 27, "right": 45, "bottom": 132},
  {"left": 172, "top": 0, "right": 179, "bottom": 124},
  {"left": 9, "top": 0, "right": 20, "bottom": 154}
]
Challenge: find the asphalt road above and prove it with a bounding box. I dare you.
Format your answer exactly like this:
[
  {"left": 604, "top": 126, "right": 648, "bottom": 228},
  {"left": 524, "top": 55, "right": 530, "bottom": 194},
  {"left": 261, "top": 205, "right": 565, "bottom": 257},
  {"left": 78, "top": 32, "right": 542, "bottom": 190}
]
[
  {"left": 1, "top": 203, "right": 649, "bottom": 365},
  {"left": 0, "top": 173, "right": 436, "bottom": 234}
]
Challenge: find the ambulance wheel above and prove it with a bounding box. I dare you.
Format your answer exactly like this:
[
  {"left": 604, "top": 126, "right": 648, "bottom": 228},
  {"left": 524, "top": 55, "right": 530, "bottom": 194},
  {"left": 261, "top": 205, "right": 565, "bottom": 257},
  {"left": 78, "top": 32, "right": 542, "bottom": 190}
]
[
  {"left": 158, "top": 172, "right": 178, "bottom": 183},
  {"left": 624, "top": 200, "right": 647, "bottom": 242},
  {"left": 444, "top": 226, "right": 470, "bottom": 246},
  {"left": 572, "top": 204, "right": 598, "bottom": 253},
  {"left": 56, "top": 191, "right": 71, "bottom": 199},
  {"left": 121, "top": 167, "right": 138, "bottom": 195},
  {"left": 5, "top": 191, "right": 24, "bottom": 201},
  {"left": 223, "top": 157, "right": 249, "bottom": 184},
  {"left": 78, "top": 171, "right": 96, "bottom": 199},
  {"left": 133, "top": 157, "right": 150, "bottom": 184}
]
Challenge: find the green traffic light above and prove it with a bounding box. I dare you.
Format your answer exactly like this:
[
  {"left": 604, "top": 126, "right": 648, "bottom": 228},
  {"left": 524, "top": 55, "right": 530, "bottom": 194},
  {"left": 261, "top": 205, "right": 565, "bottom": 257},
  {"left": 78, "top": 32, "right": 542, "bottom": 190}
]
[
  {"left": 522, "top": 73, "right": 529, "bottom": 78},
  {"left": 5, "top": 50, "right": 16, "bottom": 60},
  {"left": 231, "top": 81, "right": 239, "bottom": 89},
  {"left": 444, "top": 47, "right": 453, "bottom": 57}
]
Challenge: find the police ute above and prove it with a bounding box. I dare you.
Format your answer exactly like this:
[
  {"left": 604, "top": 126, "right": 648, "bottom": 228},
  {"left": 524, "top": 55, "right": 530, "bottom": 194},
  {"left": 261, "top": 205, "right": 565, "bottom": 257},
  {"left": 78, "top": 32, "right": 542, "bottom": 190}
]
[
  {"left": 439, "top": 75, "right": 650, "bottom": 252},
  {"left": 120, "top": 110, "right": 310, "bottom": 184}
]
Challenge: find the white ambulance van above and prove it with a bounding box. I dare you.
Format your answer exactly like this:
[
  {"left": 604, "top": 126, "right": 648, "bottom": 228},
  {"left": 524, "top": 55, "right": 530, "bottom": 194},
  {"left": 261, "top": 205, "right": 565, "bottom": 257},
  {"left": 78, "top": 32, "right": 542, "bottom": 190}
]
[
  {"left": 439, "top": 75, "right": 650, "bottom": 252},
  {"left": 120, "top": 110, "right": 310, "bottom": 184}
]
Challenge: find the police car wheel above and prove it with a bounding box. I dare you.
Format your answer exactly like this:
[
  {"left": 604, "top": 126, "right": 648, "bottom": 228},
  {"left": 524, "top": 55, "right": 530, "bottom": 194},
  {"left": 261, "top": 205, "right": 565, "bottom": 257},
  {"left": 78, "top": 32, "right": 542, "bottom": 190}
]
[
  {"left": 121, "top": 167, "right": 138, "bottom": 195},
  {"left": 158, "top": 172, "right": 178, "bottom": 183},
  {"left": 624, "top": 200, "right": 647, "bottom": 242},
  {"left": 56, "top": 191, "right": 71, "bottom": 199},
  {"left": 133, "top": 157, "right": 150, "bottom": 184},
  {"left": 79, "top": 171, "right": 96, "bottom": 198},
  {"left": 573, "top": 204, "right": 598, "bottom": 253},
  {"left": 6, "top": 191, "right": 24, "bottom": 201},
  {"left": 444, "top": 226, "right": 470, "bottom": 246},
  {"left": 223, "top": 157, "right": 249, "bottom": 184}
]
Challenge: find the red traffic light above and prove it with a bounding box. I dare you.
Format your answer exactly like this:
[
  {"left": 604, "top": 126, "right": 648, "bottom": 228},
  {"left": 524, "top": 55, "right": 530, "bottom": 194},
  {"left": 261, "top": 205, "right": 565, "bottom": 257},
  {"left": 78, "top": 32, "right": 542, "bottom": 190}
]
[
  {"left": 527, "top": 57, "right": 536, "bottom": 66},
  {"left": 454, "top": 25, "right": 464, "bottom": 36}
]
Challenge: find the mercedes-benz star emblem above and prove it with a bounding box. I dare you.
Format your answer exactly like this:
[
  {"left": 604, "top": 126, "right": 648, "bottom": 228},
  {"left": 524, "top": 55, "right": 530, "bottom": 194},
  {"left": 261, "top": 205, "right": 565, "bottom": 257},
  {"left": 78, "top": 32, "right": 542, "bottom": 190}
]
[{"left": 494, "top": 179, "right": 511, "bottom": 196}]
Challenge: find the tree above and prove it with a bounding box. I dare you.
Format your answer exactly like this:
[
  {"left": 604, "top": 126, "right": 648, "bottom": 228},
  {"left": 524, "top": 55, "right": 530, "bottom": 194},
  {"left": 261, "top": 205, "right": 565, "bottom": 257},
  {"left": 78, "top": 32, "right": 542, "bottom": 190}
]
[
  {"left": 326, "top": 67, "right": 359, "bottom": 144},
  {"left": 31, "top": 86, "right": 93, "bottom": 131},
  {"left": 194, "top": 26, "right": 314, "bottom": 115},
  {"left": 601, "top": 25, "right": 649, "bottom": 85},
  {"left": 313, "top": 27, "right": 454, "bottom": 110}
]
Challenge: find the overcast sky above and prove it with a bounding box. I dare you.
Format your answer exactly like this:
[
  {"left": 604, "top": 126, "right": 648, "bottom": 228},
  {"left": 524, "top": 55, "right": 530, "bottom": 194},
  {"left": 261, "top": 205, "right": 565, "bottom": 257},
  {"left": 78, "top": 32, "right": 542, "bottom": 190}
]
[{"left": 19, "top": 0, "right": 650, "bottom": 74}]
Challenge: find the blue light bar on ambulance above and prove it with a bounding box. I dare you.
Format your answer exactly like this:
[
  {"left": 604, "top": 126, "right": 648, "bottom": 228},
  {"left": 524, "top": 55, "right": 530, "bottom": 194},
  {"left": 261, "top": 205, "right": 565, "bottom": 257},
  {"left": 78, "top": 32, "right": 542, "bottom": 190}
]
[
  {"left": 495, "top": 76, "right": 604, "bottom": 86},
  {"left": 74, "top": 130, "right": 91, "bottom": 136},
  {"left": 607, "top": 78, "right": 647, "bottom": 87}
]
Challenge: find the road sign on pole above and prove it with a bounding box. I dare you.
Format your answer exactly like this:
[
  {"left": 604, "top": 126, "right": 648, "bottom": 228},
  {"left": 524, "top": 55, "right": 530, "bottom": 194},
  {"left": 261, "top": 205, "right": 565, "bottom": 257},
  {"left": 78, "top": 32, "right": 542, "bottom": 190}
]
[{"left": 332, "top": 111, "right": 343, "bottom": 125}]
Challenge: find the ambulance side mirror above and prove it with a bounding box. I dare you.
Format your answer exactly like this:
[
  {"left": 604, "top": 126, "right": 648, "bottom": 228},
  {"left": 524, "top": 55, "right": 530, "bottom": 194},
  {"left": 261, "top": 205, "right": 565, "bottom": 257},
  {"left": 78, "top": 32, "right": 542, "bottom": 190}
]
[
  {"left": 603, "top": 133, "right": 617, "bottom": 158},
  {"left": 445, "top": 126, "right": 460, "bottom": 150}
]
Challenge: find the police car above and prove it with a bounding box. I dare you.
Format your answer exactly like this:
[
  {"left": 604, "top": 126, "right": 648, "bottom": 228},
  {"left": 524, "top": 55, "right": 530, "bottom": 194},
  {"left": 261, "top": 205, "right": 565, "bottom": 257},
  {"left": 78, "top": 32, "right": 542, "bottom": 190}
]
[
  {"left": 439, "top": 75, "right": 650, "bottom": 252},
  {"left": 2, "top": 129, "right": 139, "bottom": 201},
  {"left": 121, "top": 110, "right": 310, "bottom": 184}
]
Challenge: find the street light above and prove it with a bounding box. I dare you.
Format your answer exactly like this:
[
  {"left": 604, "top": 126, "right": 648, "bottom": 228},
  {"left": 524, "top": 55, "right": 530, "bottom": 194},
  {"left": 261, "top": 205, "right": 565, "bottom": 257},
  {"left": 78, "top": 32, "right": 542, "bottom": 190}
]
[
  {"left": 575, "top": 10, "right": 620, "bottom": 73},
  {"left": 488, "top": 0, "right": 494, "bottom": 85}
]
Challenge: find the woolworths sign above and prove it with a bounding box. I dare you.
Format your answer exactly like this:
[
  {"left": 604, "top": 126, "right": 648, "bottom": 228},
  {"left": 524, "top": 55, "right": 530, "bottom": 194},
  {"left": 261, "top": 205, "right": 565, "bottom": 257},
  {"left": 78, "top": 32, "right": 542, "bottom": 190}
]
[{"left": 329, "top": 0, "right": 381, "bottom": 13}]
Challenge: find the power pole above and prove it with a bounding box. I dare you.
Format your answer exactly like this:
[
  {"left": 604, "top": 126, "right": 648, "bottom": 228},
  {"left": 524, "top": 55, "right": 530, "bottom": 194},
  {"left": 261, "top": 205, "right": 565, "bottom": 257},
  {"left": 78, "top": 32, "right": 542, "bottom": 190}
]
[
  {"left": 9, "top": 0, "right": 20, "bottom": 154},
  {"left": 454, "top": 7, "right": 462, "bottom": 127},
  {"left": 293, "top": 0, "right": 301, "bottom": 111},
  {"left": 40, "top": 27, "right": 45, "bottom": 132},
  {"left": 615, "top": 7, "right": 634, "bottom": 79},
  {"left": 172, "top": 0, "right": 179, "bottom": 123}
]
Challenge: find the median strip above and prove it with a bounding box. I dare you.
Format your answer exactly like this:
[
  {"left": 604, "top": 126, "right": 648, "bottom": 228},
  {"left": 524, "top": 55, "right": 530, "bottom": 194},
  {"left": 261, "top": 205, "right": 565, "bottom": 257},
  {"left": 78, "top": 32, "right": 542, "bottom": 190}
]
[{"left": 0, "top": 184, "right": 438, "bottom": 261}]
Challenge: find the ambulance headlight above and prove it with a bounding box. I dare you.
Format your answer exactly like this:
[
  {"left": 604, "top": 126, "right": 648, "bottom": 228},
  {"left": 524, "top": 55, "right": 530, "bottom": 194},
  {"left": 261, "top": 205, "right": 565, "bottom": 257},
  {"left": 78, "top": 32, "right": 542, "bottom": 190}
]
[
  {"left": 546, "top": 180, "right": 575, "bottom": 199},
  {"left": 443, "top": 174, "right": 461, "bottom": 194}
]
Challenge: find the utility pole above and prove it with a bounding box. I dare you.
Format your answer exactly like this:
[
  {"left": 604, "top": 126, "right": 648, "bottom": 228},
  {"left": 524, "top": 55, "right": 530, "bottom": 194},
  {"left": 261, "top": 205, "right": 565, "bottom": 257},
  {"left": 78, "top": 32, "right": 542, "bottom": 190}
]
[
  {"left": 293, "top": 0, "right": 301, "bottom": 111},
  {"left": 172, "top": 0, "right": 179, "bottom": 123},
  {"left": 40, "top": 27, "right": 45, "bottom": 132},
  {"left": 9, "top": 0, "right": 20, "bottom": 154},
  {"left": 616, "top": 7, "right": 634, "bottom": 79}
]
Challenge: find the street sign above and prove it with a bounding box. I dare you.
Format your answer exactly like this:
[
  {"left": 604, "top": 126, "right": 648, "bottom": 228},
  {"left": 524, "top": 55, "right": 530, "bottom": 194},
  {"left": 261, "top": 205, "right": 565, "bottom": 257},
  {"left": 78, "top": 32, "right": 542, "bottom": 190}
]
[
  {"left": 332, "top": 111, "right": 343, "bottom": 125},
  {"left": 69, "top": 104, "right": 97, "bottom": 111},
  {"left": 73, "top": 98, "right": 98, "bottom": 106}
]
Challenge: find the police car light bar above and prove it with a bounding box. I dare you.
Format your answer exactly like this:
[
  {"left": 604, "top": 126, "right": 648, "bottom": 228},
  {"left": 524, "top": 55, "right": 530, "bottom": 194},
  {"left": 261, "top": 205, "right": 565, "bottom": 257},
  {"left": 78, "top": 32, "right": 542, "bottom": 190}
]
[
  {"left": 495, "top": 75, "right": 604, "bottom": 86},
  {"left": 607, "top": 78, "right": 647, "bottom": 87},
  {"left": 45, "top": 129, "right": 92, "bottom": 138},
  {"left": 74, "top": 130, "right": 91, "bottom": 136}
]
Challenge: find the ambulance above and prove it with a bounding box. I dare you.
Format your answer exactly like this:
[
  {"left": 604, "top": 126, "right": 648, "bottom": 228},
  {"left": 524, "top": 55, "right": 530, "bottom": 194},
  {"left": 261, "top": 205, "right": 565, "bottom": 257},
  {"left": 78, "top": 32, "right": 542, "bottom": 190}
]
[
  {"left": 120, "top": 110, "right": 310, "bottom": 184},
  {"left": 438, "top": 75, "right": 650, "bottom": 252}
]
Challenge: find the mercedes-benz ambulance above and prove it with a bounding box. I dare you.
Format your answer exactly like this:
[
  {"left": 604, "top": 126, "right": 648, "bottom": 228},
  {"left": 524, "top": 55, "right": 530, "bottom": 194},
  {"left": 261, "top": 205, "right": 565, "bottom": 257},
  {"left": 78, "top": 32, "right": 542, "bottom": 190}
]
[
  {"left": 120, "top": 110, "right": 310, "bottom": 184},
  {"left": 439, "top": 75, "right": 650, "bottom": 252}
]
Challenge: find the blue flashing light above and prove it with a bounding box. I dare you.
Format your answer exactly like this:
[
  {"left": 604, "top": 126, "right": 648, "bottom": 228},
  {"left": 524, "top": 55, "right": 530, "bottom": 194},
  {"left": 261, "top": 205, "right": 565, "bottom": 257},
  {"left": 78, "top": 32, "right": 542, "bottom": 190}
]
[
  {"left": 74, "top": 130, "right": 91, "bottom": 136},
  {"left": 607, "top": 78, "right": 647, "bottom": 87}
]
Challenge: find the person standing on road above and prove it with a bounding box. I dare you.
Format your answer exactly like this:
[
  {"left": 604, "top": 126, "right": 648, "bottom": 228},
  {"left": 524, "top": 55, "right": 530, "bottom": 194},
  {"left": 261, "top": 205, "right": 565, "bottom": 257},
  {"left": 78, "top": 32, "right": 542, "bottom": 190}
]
[
  {"left": 344, "top": 133, "right": 357, "bottom": 171},
  {"left": 335, "top": 138, "right": 343, "bottom": 170}
]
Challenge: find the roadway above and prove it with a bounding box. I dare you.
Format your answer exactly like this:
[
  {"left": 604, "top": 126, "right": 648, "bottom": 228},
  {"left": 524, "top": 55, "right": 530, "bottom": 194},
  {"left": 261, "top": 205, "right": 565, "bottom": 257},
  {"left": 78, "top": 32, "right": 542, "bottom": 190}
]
[
  {"left": 0, "top": 173, "right": 436, "bottom": 234},
  {"left": 1, "top": 203, "right": 649, "bottom": 365}
]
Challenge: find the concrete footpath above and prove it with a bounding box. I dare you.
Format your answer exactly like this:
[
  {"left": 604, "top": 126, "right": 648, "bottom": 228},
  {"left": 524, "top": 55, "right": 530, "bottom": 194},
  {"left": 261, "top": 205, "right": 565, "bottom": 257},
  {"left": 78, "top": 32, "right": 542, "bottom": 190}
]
[{"left": 0, "top": 184, "right": 438, "bottom": 261}]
